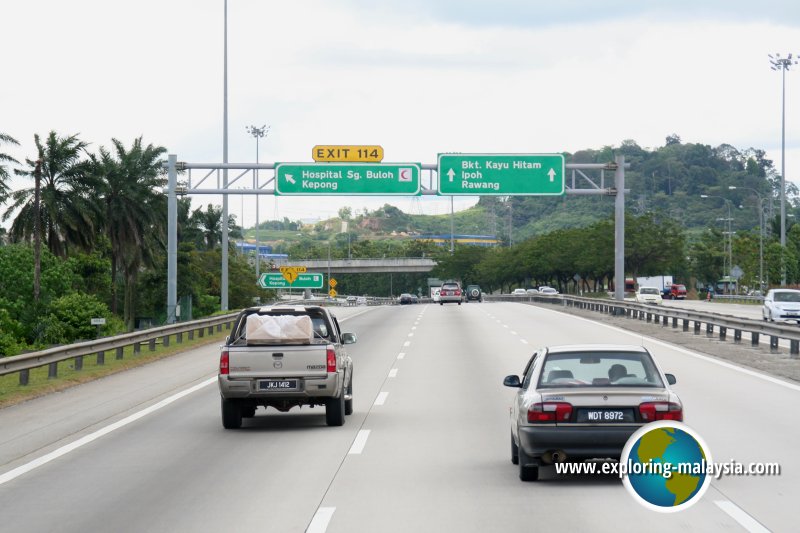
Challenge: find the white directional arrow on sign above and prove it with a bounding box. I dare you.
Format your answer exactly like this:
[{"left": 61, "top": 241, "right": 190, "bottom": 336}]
[
  {"left": 548, "top": 168, "right": 556, "bottom": 182},
  {"left": 447, "top": 168, "right": 455, "bottom": 182},
  {"left": 285, "top": 174, "right": 296, "bottom": 185}
]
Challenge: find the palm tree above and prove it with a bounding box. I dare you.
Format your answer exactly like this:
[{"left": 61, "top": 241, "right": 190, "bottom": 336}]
[
  {"left": 91, "top": 137, "right": 167, "bottom": 329},
  {"left": 0, "top": 132, "right": 20, "bottom": 204},
  {"left": 190, "top": 203, "right": 242, "bottom": 250},
  {"left": 3, "top": 132, "right": 98, "bottom": 257}
]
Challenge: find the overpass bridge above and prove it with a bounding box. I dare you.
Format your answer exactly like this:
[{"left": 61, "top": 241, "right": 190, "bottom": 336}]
[{"left": 273, "top": 257, "right": 436, "bottom": 274}]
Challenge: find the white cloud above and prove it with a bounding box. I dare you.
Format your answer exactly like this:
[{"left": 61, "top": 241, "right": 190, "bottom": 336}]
[{"left": 2, "top": 1, "right": 800, "bottom": 230}]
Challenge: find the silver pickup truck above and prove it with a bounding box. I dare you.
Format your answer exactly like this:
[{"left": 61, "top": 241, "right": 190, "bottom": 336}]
[{"left": 218, "top": 305, "right": 356, "bottom": 429}]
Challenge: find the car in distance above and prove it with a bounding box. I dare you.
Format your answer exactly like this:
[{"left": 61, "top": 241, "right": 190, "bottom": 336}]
[
  {"left": 439, "top": 282, "right": 463, "bottom": 305},
  {"left": 346, "top": 295, "right": 357, "bottom": 306},
  {"left": 763, "top": 288, "right": 800, "bottom": 323},
  {"left": 635, "top": 286, "right": 663, "bottom": 305},
  {"left": 526, "top": 288, "right": 539, "bottom": 295},
  {"left": 539, "top": 287, "right": 559, "bottom": 295},
  {"left": 503, "top": 344, "right": 681, "bottom": 481},
  {"left": 356, "top": 296, "right": 367, "bottom": 306},
  {"left": 465, "top": 285, "right": 483, "bottom": 302},
  {"left": 399, "top": 293, "right": 414, "bottom": 305},
  {"left": 512, "top": 288, "right": 527, "bottom": 295},
  {"left": 410, "top": 294, "right": 419, "bottom": 304},
  {"left": 668, "top": 283, "right": 687, "bottom": 300}
]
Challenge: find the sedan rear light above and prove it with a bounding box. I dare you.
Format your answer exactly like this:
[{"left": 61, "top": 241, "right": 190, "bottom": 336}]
[
  {"left": 639, "top": 402, "right": 683, "bottom": 422},
  {"left": 454, "top": 289, "right": 461, "bottom": 296},
  {"left": 441, "top": 290, "right": 449, "bottom": 296},
  {"left": 326, "top": 346, "right": 337, "bottom": 373},
  {"left": 219, "top": 350, "right": 229, "bottom": 375},
  {"left": 527, "top": 402, "right": 573, "bottom": 423}
]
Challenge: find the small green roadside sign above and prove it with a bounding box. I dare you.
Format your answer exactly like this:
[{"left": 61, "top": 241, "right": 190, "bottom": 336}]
[
  {"left": 258, "top": 272, "right": 324, "bottom": 289},
  {"left": 275, "top": 163, "right": 421, "bottom": 196},
  {"left": 438, "top": 153, "right": 565, "bottom": 196}
]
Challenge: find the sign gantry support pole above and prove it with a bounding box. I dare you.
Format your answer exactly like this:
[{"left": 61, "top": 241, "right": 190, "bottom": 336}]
[{"left": 167, "top": 155, "right": 178, "bottom": 324}]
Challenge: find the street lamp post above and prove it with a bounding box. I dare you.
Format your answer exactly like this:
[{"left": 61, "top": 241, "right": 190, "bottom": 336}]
[
  {"left": 728, "top": 186, "right": 765, "bottom": 291},
  {"left": 769, "top": 53, "right": 798, "bottom": 286},
  {"left": 701, "top": 194, "right": 734, "bottom": 292},
  {"left": 246, "top": 125, "right": 269, "bottom": 280}
]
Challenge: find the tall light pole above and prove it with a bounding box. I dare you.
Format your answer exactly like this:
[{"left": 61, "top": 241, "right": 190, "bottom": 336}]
[
  {"left": 221, "top": 0, "right": 229, "bottom": 311},
  {"left": 729, "top": 186, "right": 765, "bottom": 291},
  {"left": 246, "top": 125, "right": 269, "bottom": 280},
  {"left": 701, "top": 194, "right": 733, "bottom": 291},
  {"left": 769, "top": 53, "right": 797, "bottom": 286}
]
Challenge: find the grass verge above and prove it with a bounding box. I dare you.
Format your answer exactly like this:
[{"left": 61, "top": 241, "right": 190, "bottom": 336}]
[{"left": 0, "top": 329, "right": 229, "bottom": 409}]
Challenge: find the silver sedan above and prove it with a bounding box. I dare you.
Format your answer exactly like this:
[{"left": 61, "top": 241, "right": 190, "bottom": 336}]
[
  {"left": 762, "top": 288, "right": 800, "bottom": 324},
  {"left": 503, "top": 344, "right": 682, "bottom": 481}
]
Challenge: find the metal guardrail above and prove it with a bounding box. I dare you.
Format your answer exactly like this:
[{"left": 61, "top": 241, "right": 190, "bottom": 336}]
[
  {"left": 485, "top": 294, "right": 800, "bottom": 357},
  {"left": 0, "top": 313, "right": 239, "bottom": 385},
  {"left": 711, "top": 294, "right": 764, "bottom": 303}
]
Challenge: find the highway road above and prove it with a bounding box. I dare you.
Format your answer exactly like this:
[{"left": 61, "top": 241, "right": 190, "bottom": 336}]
[{"left": 0, "top": 302, "right": 797, "bottom": 532}]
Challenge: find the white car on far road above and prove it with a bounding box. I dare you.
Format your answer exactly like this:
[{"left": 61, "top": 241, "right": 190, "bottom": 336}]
[
  {"left": 763, "top": 289, "right": 800, "bottom": 323},
  {"left": 635, "top": 286, "right": 663, "bottom": 305}
]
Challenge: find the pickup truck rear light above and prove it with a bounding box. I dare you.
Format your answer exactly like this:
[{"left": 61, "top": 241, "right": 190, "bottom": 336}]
[
  {"left": 527, "top": 402, "right": 573, "bottom": 423},
  {"left": 326, "top": 346, "right": 337, "bottom": 373},
  {"left": 639, "top": 402, "right": 683, "bottom": 422},
  {"left": 220, "top": 350, "right": 229, "bottom": 375}
]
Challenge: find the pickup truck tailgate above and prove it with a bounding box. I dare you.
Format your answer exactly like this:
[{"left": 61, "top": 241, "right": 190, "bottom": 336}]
[{"left": 226, "top": 343, "right": 330, "bottom": 379}]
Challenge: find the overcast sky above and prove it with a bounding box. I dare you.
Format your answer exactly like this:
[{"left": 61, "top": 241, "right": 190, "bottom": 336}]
[{"left": 2, "top": 0, "right": 800, "bottom": 229}]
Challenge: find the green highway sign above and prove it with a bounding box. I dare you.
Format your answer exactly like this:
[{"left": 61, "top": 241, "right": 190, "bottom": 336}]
[
  {"left": 258, "top": 272, "right": 324, "bottom": 289},
  {"left": 438, "top": 154, "right": 565, "bottom": 196},
  {"left": 275, "top": 163, "right": 421, "bottom": 196}
]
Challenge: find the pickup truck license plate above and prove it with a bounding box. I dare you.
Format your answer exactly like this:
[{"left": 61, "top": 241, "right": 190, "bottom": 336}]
[
  {"left": 577, "top": 409, "right": 634, "bottom": 423},
  {"left": 259, "top": 380, "right": 298, "bottom": 391}
]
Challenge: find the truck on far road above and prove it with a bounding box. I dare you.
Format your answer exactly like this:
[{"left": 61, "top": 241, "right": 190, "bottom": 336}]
[
  {"left": 218, "top": 305, "right": 356, "bottom": 429},
  {"left": 636, "top": 275, "right": 674, "bottom": 298}
]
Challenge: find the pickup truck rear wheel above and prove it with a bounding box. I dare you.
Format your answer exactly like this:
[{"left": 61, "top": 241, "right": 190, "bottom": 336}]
[
  {"left": 221, "top": 398, "right": 242, "bottom": 429},
  {"left": 326, "top": 393, "right": 346, "bottom": 426},
  {"left": 344, "top": 376, "right": 354, "bottom": 416}
]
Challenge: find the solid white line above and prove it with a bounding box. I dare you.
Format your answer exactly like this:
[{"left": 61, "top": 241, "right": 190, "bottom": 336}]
[
  {"left": 397, "top": 352, "right": 406, "bottom": 359},
  {"left": 0, "top": 376, "right": 216, "bottom": 487},
  {"left": 374, "top": 392, "right": 389, "bottom": 406},
  {"left": 552, "top": 308, "right": 800, "bottom": 393},
  {"left": 403, "top": 341, "right": 411, "bottom": 347},
  {"left": 714, "top": 501, "right": 770, "bottom": 533},
  {"left": 307, "top": 507, "right": 336, "bottom": 533},
  {"left": 388, "top": 368, "right": 398, "bottom": 378},
  {"left": 348, "top": 430, "right": 371, "bottom": 455}
]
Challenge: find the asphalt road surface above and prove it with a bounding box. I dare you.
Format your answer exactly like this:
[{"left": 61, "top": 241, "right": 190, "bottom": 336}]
[{"left": 0, "top": 302, "right": 796, "bottom": 532}]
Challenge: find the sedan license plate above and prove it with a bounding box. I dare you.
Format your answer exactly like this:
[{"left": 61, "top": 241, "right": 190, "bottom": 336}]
[
  {"left": 259, "top": 379, "right": 298, "bottom": 391},
  {"left": 577, "top": 408, "right": 634, "bottom": 423}
]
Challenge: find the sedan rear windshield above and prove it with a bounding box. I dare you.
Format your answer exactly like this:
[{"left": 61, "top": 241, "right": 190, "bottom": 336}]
[
  {"left": 442, "top": 284, "right": 460, "bottom": 289},
  {"left": 639, "top": 288, "right": 660, "bottom": 295},
  {"left": 538, "top": 351, "right": 664, "bottom": 388}
]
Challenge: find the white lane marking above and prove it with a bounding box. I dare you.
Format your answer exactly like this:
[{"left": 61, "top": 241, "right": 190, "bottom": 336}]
[
  {"left": 555, "top": 309, "right": 800, "bottom": 393},
  {"left": 714, "top": 501, "right": 770, "bottom": 533},
  {"left": 0, "top": 376, "right": 216, "bottom": 487},
  {"left": 520, "top": 339, "right": 529, "bottom": 344},
  {"left": 374, "top": 392, "right": 389, "bottom": 406},
  {"left": 403, "top": 341, "right": 411, "bottom": 347},
  {"left": 496, "top": 320, "right": 501, "bottom": 324},
  {"left": 503, "top": 324, "right": 509, "bottom": 329},
  {"left": 348, "top": 430, "right": 371, "bottom": 455},
  {"left": 307, "top": 507, "right": 336, "bottom": 533},
  {"left": 510, "top": 331, "right": 518, "bottom": 335},
  {"left": 408, "top": 333, "right": 414, "bottom": 337},
  {"left": 397, "top": 352, "right": 406, "bottom": 359},
  {"left": 388, "top": 368, "right": 398, "bottom": 378},
  {"left": 412, "top": 326, "right": 417, "bottom": 330}
]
